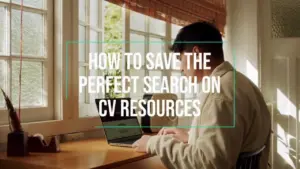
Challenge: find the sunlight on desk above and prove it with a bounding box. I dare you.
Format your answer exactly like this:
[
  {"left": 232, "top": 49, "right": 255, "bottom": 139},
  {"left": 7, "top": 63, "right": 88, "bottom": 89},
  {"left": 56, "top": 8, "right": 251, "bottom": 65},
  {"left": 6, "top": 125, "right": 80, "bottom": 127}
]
[{"left": 0, "top": 138, "right": 166, "bottom": 169}]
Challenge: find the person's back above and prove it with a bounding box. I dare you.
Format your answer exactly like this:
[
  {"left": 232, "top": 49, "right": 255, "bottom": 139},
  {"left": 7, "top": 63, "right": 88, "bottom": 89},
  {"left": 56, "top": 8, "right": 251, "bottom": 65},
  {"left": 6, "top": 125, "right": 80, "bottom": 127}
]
[
  {"left": 213, "top": 62, "right": 271, "bottom": 153},
  {"left": 218, "top": 63, "right": 271, "bottom": 168},
  {"left": 186, "top": 61, "right": 271, "bottom": 169},
  {"left": 234, "top": 70, "right": 271, "bottom": 168},
  {"left": 132, "top": 21, "right": 271, "bottom": 169}
]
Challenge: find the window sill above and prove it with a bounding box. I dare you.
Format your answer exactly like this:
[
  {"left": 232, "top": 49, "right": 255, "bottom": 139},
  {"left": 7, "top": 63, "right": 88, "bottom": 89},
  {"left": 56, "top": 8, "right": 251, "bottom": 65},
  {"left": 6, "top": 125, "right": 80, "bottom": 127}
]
[{"left": 0, "top": 117, "right": 101, "bottom": 144}]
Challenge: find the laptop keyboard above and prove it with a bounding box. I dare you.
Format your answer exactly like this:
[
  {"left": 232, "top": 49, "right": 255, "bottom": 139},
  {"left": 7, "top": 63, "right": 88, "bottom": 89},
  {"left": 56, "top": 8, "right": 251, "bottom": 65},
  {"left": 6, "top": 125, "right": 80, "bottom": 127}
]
[
  {"left": 110, "top": 143, "right": 132, "bottom": 148},
  {"left": 120, "top": 140, "right": 136, "bottom": 144},
  {"left": 110, "top": 138, "right": 138, "bottom": 147}
]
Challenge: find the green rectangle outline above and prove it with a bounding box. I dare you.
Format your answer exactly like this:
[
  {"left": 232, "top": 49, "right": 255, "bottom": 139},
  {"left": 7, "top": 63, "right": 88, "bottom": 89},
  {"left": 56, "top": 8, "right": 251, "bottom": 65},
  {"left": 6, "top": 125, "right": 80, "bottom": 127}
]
[{"left": 66, "top": 41, "right": 236, "bottom": 129}]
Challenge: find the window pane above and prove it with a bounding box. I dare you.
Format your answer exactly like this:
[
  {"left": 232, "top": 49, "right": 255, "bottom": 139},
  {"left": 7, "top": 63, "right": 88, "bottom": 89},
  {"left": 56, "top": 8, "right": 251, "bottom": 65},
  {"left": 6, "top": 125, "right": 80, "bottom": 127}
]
[
  {"left": 171, "top": 71, "right": 182, "bottom": 99},
  {"left": 104, "top": 70, "right": 123, "bottom": 99},
  {"left": 130, "top": 33, "right": 145, "bottom": 65},
  {"left": 89, "top": 30, "right": 101, "bottom": 104},
  {"left": 0, "top": 7, "right": 7, "bottom": 55},
  {"left": 79, "top": 67, "right": 86, "bottom": 103},
  {"left": 149, "top": 37, "right": 164, "bottom": 54},
  {"left": 149, "top": 17, "right": 166, "bottom": 36},
  {"left": 12, "top": 10, "right": 44, "bottom": 57},
  {"left": 0, "top": 60, "right": 6, "bottom": 107},
  {"left": 171, "top": 52, "right": 181, "bottom": 69},
  {"left": 104, "top": 2, "right": 123, "bottom": 41},
  {"left": 79, "top": 25, "right": 86, "bottom": 62},
  {"left": 89, "top": 69, "right": 99, "bottom": 104},
  {"left": 12, "top": 61, "right": 43, "bottom": 107},
  {"left": 12, "top": 0, "right": 44, "bottom": 9},
  {"left": 184, "top": 79, "right": 196, "bottom": 100},
  {"left": 130, "top": 11, "right": 145, "bottom": 31},
  {"left": 90, "top": 0, "right": 99, "bottom": 27},
  {"left": 149, "top": 70, "right": 162, "bottom": 77},
  {"left": 104, "top": 1, "right": 123, "bottom": 57},
  {"left": 90, "top": 29, "right": 99, "bottom": 53},
  {"left": 171, "top": 24, "right": 182, "bottom": 39},
  {"left": 149, "top": 71, "right": 162, "bottom": 92},
  {"left": 130, "top": 69, "right": 144, "bottom": 99},
  {"left": 185, "top": 93, "right": 196, "bottom": 100},
  {"left": 79, "top": 0, "right": 86, "bottom": 22}
]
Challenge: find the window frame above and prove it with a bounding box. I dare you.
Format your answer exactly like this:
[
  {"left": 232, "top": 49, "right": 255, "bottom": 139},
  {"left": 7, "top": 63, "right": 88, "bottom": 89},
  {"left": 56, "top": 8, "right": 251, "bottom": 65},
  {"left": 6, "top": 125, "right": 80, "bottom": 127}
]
[
  {"left": 126, "top": 9, "right": 169, "bottom": 99},
  {"left": 0, "top": 0, "right": 54, "bottom": 125},
  {"left": 126, "top": 10, "right": 186, "bottom": 100},
  {"left": 78, "top": 0, "right": 105, "bottom": 117},
  {"left": 0, "top": 0, "right": 186, "bottom": 144}
]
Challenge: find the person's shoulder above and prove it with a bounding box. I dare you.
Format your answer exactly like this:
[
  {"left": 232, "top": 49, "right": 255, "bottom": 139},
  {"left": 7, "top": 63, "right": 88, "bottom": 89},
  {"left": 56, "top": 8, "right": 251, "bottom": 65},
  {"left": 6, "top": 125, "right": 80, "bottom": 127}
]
[
  {"left": 212, "top": 70, "right": 257, "bottom": 99},
  {"left": 209, "top": 70, "right": 236, "bottom": 101}
]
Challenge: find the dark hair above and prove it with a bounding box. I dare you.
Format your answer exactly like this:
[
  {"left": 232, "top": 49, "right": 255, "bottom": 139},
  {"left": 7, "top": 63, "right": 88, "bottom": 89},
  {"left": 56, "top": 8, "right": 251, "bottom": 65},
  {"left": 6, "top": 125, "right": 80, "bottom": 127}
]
[{"left": 171, "top": 21, "right": 224, "bottom": 60}]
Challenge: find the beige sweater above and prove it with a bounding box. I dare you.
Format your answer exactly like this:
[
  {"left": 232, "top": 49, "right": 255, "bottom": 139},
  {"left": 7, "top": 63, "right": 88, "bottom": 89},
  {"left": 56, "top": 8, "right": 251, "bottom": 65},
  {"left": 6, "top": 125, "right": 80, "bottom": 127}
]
[{"left": 146, "top": 61, "right": 271, "bottom": 169}]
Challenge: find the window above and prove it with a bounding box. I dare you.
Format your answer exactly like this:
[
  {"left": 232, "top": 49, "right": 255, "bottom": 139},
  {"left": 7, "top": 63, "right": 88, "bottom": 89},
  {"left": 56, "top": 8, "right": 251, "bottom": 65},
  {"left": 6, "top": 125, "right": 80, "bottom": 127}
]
[
  {"left": 171, "top": 23, "right": 182, "bottom": 39},
  {"left": 170, "top": 23, "right": 184, "bottom": 99},
  {"left": 171, "top": 71, "right": 184, "bottom": 99},
  {"left": 0, "top": 0, "right": 53, "bottom": 125},
  {"left": 103, "top": 2, "right": 124, "bottom": 99},
  {"left": 0, "top": 0, "right": 192, "bottom": 141},
  {"left": 77, "top": 2, "right": 188, "bottom": 117},
  {"left": 149, "top": 17, "right": 166, "bottom": 36},
  {"left": 128, "top": 11, "right": 167, "bottom": 99},
  {"left": 78, "top": 0, "right": 124, "bottom": 117},
  {"left": 78, "top": 0, "right": 103, "bottom": 117}
]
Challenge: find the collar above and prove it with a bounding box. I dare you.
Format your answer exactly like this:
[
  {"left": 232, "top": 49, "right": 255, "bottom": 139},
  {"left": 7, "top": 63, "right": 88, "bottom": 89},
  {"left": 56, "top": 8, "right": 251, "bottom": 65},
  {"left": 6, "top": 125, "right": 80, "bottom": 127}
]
[
  {"left": 197, "top": 61, "right": 234, "bottom": 105},
  {"left": 210, "top": 61, "right": 234, "bottom": 77}
]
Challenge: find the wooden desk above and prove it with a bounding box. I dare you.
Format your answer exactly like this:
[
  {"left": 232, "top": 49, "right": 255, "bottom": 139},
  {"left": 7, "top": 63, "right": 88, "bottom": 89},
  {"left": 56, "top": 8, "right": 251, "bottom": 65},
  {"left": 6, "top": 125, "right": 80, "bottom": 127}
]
[{"left": 0, "top": 138, "right": 166, "bottom": 169}]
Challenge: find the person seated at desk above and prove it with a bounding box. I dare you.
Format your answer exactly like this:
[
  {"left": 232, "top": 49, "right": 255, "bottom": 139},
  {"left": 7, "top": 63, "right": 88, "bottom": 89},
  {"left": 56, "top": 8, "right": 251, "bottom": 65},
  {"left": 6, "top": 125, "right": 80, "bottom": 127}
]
[{"left": 132, "top": 22, "right": 271, "bottom": 169}]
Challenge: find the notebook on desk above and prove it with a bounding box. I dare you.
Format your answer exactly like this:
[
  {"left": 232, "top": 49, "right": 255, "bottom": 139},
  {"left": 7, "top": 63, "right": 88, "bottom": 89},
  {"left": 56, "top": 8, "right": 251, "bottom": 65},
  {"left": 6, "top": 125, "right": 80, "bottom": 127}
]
[{"left": 95, "top": 98, "right": 143, "bottom": 147}]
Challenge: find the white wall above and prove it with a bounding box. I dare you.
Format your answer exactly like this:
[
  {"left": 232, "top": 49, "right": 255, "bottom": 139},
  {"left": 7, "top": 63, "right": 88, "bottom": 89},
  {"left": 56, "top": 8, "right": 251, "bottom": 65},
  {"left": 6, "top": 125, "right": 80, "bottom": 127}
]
[
  {"left": 227, "top": 0, "right": 300, "bottom": 168},
  {"left": 258, "top": 0, "right": 300, "bottom": 168},
  {"left": 225, "top": 0, "right": 259, "bottom": 86}
]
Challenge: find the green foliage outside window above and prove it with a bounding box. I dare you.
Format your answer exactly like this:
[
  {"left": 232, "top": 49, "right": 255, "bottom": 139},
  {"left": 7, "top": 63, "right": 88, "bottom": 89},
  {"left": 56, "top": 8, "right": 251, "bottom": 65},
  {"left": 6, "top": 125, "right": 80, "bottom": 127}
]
[{"left": 104, "top": 3, "right": 123, "bottom": 98}]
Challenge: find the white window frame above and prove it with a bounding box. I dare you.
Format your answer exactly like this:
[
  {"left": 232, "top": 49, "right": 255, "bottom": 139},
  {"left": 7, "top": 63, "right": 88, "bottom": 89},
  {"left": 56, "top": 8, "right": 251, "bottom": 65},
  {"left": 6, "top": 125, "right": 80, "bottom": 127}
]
[
  {"left": 78, "top": 0, "right": 105, "bottom": 117},
  {"left": 0, "top": 0, "right": 186, "bottom": 144},
  {"left": 126, "top": 10, "right": 186, "bottom": 100},
  {"left": 0, "top": 0, "right": 54, "bottom": 124},
  {"left": 0, "top": 0, "right": 99, "bottom": 144},
  {"left": 126, "top": 9, "right": 169, "bottom": 99}
]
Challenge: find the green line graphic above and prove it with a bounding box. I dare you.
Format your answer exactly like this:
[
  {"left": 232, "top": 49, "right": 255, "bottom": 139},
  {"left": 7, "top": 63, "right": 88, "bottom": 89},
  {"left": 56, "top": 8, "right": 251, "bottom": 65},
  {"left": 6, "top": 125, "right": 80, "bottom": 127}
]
[
  {"left": 65, "top": 41, "right": 236, "bottom": 128},
  {"left": 233, "top": 48, "right": 236, "bottom": 128},
  {"left": 65, "top": 41, "right": 69, "bottom": 100}
]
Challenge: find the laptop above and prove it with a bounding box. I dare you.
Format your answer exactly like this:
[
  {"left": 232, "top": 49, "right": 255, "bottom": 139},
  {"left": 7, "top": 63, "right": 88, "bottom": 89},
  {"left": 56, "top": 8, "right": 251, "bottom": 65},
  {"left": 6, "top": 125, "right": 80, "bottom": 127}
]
[
  {"left": 95, "top": 98, "right": 143, "bottom": 147},
  {"left": 141, "top": 94, "right": 153, "bottom": 133}
]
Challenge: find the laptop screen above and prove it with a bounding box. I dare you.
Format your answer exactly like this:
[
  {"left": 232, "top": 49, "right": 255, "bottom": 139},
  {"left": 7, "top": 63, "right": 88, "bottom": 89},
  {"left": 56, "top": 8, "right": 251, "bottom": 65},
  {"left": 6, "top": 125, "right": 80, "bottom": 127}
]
[{"left": 95, "top": 98, "right": 143, "bottom": 141}]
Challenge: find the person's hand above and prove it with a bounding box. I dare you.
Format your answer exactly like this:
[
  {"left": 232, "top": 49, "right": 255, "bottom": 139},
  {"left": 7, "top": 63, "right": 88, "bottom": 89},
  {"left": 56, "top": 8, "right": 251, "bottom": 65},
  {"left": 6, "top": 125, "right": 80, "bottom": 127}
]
[
  {"left": 132, "top": 135, "right": 152, "bottom": 153},
  {"left": 158, "top": 127, "right": 189, "bottom": 143}
]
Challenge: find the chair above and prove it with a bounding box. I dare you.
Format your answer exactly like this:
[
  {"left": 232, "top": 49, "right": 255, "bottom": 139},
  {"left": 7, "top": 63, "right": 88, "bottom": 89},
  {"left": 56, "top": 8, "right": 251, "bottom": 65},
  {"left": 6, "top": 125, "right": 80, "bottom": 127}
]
[{"left": 236, "top": 146, "right": 265, "bottom": 169}]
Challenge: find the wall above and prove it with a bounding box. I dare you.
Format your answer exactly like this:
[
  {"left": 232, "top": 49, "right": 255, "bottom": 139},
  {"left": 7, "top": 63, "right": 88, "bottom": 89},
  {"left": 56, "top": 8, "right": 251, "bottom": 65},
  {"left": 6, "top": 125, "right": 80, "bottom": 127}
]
[
  {"left": 259, "top": 0, "right": 300, "bottom": 168},
  {"left": 225, "top": 0, "right": 259, "bottom": 86},
  {"left": 227, "top": 0, "right": 300, "bottom": 168}
]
